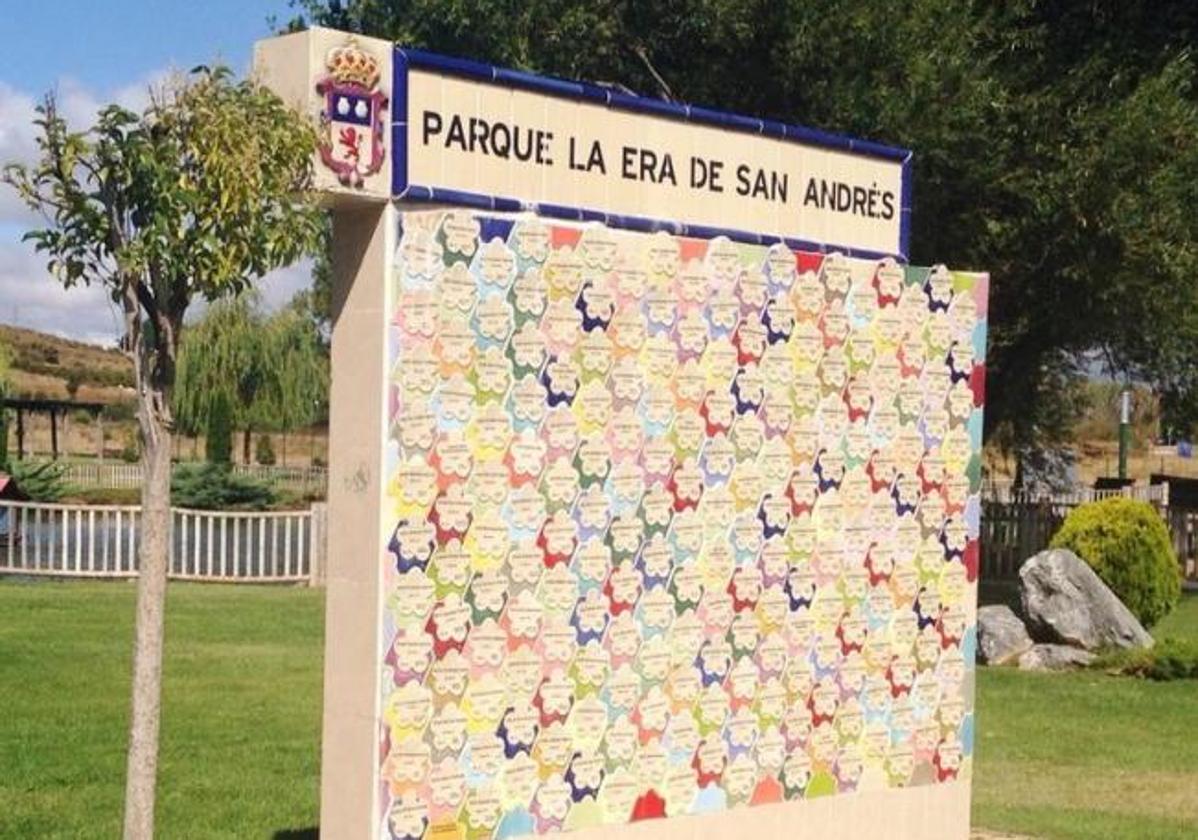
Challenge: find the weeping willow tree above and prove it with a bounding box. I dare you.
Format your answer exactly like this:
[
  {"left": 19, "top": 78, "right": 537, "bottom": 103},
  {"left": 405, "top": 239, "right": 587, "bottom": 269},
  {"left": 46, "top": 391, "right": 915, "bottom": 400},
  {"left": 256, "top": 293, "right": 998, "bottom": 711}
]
[{"left": 175, "top": 294, "right": 328, "bottom": 464}]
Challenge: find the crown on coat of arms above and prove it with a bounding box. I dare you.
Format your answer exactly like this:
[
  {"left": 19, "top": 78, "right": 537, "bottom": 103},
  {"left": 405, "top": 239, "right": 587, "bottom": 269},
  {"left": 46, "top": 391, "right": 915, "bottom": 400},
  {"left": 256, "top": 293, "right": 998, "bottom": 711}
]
[{"left": 326, "top": 39, "right": 380, "bottom": 88}]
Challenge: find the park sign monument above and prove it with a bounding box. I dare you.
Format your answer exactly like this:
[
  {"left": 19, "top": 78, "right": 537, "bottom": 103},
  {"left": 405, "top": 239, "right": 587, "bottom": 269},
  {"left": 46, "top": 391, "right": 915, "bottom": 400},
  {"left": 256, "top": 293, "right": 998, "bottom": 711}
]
[{"left": 256, "top": 27, "right": 988, "bottom": 840}]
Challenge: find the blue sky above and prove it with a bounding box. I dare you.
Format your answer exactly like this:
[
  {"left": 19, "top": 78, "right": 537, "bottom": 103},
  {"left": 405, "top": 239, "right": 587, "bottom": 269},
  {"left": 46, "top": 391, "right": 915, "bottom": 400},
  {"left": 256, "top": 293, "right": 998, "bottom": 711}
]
[{"left": 0, "top": 0, "right": 309, "bottom": 345}]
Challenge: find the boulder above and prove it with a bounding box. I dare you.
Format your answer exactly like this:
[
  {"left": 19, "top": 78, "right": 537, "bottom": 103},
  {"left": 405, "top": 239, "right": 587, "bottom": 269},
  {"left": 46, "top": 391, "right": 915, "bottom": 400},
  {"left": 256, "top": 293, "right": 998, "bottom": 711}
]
[
  {"left": 976, "top": 605, "right": 1034, "bottom": 665},
  {"left": 1019, "top": 548, "right": 1153, "bottom": 651},
  {"left": 1018, "top": 643, "right": 1095, "bottom": 671}
]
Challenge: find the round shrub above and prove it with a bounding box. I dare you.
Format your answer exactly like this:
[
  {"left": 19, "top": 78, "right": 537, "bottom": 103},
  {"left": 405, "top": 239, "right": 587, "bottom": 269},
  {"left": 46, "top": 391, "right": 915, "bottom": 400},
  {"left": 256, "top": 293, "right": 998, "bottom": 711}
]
[{"left": 1050, "top": 497, "right": 1181, "bottom": 627}]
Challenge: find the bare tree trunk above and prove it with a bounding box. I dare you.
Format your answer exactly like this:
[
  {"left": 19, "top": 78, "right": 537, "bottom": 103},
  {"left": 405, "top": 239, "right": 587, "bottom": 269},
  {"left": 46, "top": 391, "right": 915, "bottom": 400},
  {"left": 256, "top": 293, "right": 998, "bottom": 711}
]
[
  {"left": 243, "top": 427, "right": 252, "bottom": 465},
  {"left": 123, "top": 413, "right": 172, "bottom": 840}
]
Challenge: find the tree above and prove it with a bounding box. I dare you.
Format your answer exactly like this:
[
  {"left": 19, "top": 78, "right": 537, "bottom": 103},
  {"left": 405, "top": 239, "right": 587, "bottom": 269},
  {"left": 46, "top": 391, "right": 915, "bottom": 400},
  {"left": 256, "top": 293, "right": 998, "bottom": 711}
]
[
  {"left": 205, "top": 391, "right": 234, "bottom": 465},
  {"left": 288, "top": 0, "right": 1198, "bottom": 460},
  {"left": 174, "top": 294, "right": 329, "bottom": 464},
  {"left": 176, "top": 295, "right": 263, "bottom": 464},
  {"left": 261, "top": 304, "right": 329, "bottom": 439},
  {"left": 3, "top": 67, "right": 320, "bottom": 839}
]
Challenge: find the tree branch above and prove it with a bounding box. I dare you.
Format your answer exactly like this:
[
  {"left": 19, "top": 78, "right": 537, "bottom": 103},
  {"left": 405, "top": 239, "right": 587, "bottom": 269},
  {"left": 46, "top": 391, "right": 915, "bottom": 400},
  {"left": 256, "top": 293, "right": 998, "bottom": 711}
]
[
  {"left": 133, "top": 278, "right": 160, "bottom": 323},
  {"left": 630, "top": 44, "right": 676, "bottom": 102}
]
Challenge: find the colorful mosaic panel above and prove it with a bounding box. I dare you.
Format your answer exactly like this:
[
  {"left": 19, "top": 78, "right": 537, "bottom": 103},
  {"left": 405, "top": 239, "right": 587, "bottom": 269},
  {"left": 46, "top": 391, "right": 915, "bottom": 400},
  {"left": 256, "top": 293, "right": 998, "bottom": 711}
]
[{"left": 381, "top": 210, "right": 988, "bottom": 840}]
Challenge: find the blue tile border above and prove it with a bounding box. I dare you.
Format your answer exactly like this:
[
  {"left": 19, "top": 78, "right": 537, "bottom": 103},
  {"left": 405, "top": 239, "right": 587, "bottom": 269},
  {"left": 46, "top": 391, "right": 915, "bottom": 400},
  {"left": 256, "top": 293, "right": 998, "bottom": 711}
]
[
  {"left": 391, "top": 46, "right": 914, "bottom": 260},
  {"left": 900, "top": 152, "right": 915, "bottom": 260},
  {"left": 391, "top": 181, "right": 901, "bottom": 261},
  {"left": 390, "top": 50, "right": 409, "bottom": 196}
]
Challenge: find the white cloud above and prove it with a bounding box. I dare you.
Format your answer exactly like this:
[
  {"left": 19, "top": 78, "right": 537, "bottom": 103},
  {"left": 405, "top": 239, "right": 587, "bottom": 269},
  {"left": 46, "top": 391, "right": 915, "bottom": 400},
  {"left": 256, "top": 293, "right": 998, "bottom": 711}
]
[
  {"left": 258, "top": 260, "right": 314, "bottom": 310},
  {"left": 1, "top": 232, "right": 316, "bottom": 346},
  {"left": 0, "top": 235, "right": 122, "bottom": 346},
  {"left": 0, "top": 81, "right": 40, "bottom": 225}
]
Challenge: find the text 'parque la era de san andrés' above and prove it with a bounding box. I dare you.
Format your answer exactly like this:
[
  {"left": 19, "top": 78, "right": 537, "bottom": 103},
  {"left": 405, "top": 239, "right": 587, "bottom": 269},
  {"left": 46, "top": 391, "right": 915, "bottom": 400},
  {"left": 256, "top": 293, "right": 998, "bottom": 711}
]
[{"left": 419, "top": 110, "right": 898, "bottom": 222}]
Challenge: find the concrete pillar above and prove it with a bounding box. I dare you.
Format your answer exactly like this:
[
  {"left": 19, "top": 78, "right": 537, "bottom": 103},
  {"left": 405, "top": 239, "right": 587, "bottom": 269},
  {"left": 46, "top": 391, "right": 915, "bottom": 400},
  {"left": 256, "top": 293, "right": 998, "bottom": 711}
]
[{"left": 320, "top": 201, "right": 391, "bottom": 838}]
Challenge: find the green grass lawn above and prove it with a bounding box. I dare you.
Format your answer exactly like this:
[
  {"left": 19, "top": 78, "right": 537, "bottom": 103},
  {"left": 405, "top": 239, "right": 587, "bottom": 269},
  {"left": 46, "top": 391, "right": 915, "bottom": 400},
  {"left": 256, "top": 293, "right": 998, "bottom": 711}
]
[
  {"left": 1, "top": 580, "right": 1195, "bottom": 839},
  {"left": 972, "top": 590, "right": 1198, "bottom": 839},
  {"left": 0, "top": 581, "right": 324, "bottom": 839}
]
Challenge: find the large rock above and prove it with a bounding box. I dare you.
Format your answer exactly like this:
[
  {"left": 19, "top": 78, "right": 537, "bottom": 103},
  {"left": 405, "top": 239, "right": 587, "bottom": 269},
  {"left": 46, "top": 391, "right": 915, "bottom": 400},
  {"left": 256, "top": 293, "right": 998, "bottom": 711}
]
[
  {"left": 976, "top": 605, "right": 1034, "bottom": 664},
  {"left": 1018, "top": 643, "right": 1096, "bottom": 671},
  {"left": 1019, "top": 548, "right": 1153, "bottom": 650}
]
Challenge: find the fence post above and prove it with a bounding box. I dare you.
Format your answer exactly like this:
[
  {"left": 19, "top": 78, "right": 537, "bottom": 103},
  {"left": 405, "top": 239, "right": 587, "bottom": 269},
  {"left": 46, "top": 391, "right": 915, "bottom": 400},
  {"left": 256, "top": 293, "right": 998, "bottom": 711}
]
[{"left": 309, "top": 502, "right": 328, "bottom": 587}]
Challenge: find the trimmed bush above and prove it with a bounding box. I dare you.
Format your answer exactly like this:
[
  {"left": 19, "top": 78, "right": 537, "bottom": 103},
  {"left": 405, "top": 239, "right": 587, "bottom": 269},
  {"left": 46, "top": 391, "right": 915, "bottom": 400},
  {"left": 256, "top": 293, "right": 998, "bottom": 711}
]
[
  {"left": 9, "top": 460, "right": 69, "bottom": 501},
  {"left": 172, "top": 463, "right": 275, "bottom": 510},
  {"left": 1050, "top": 497, "right": 1181, "bottom": 627}
]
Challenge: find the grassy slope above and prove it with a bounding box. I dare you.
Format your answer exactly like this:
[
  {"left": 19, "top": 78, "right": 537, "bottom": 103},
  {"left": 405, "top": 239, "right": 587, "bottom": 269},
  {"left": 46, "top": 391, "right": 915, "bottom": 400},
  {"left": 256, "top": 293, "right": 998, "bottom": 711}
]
[
  {"left": 2, "top": 581, "right": 1195, "bottom": 839},
  {"left": 0, "top": 323, "right": 133, "bottom": 403},
  {"left": 0, "top": 581, "right": 324, "bottom": 839}
]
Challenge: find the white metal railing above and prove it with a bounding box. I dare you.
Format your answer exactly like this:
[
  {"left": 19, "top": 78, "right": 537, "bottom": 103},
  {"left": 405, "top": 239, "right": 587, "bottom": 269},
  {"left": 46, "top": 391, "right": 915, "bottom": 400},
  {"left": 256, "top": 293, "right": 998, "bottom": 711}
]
[
  {"left": 12, "top": 461, "right": 328, "bottom": 493},
  {"left": 0, "top": 500, "right": 327, "bottom": 584},
  {"left": 229, "top": 464, "right": 328, "bottom": 494},
  {"left": 981, "top": 480, "right": 1168, "bottom": 506}
]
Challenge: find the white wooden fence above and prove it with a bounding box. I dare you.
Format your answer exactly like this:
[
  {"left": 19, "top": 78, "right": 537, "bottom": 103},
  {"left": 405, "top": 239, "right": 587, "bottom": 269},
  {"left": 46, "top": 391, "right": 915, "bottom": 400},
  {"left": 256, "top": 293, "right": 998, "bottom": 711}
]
[
  {"left": 25, "top": 461, "right": 328, "bottom": 494},
  {"left": 980, "top": 480, "right": 1169, "bottom": 506},
  {"left": 0, "top": 500, "right": 327, "bottom": 584}
]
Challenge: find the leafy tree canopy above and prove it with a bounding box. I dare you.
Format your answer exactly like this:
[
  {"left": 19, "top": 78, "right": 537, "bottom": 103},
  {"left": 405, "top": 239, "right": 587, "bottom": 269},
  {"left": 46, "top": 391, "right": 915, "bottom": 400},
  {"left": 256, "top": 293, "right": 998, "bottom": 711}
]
[
  {"left": 3, "top": 66, "right": 323, "bottom": 438},
  {"left": 174, "top": 293, "right": 329, "bottom": 440},
  {"left": 287, "top": 0, "right": 1198, "bottom": 458}
]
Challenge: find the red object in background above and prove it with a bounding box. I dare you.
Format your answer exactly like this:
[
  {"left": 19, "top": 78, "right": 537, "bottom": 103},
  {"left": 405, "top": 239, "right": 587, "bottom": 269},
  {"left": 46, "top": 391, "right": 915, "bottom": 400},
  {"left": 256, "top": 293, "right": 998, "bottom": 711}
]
[
  {"left": 796, "top": 251, "right": 824, "bottom": 275},
  {"left": 971, "top": 363, "right": 987, "bottom": 407},
  {"left": 963, "top": 539, "right": 980, "bottom": 582},
  {"left": 678, "top": 238, "right": 708, "bottom": 262},
  {"left": 550, "top": 225, "right": 582, "bottom": 249},
  {"left": 0, "top": 475, "right": 28, "bottom": 500},
  {"left": 631, "top": 789, "right": 666, "bottom": 821},
  {"left": 751, "top": 776, "right": 783, "bottom": 805}
]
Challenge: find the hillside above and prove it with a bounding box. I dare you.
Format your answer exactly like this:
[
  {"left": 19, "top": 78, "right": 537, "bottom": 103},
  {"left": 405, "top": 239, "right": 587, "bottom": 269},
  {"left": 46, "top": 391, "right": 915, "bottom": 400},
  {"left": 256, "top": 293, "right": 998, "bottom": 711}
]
[
  {"left": 1, "top": 324, "right": 326, "bottom": 467},
  {"left": 0, "top": 324, "right": 134, "bottom": 404}
]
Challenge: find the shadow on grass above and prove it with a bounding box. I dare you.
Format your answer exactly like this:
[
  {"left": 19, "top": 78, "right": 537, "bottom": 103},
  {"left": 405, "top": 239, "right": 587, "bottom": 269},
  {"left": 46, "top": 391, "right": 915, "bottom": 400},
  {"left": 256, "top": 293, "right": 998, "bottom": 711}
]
[{"left": 273, "top": 829, "right": 318, "bottom": 840}]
